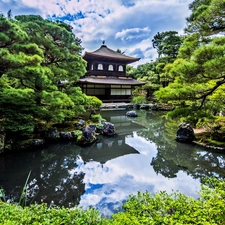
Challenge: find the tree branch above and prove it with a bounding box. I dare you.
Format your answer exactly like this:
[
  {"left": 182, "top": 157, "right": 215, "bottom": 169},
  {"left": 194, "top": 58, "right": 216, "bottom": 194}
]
[{"left": 196, "top": 79, "right": 225, "bottom": 109}]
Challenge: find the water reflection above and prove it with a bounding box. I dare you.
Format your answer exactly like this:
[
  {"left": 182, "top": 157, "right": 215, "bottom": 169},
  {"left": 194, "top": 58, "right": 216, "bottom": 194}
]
[
  {"left": 80, "top": 135, "right": 140, "bottom": 165},
  {"left": 0, "top": 110, "right": 225, "bottom": 216}
]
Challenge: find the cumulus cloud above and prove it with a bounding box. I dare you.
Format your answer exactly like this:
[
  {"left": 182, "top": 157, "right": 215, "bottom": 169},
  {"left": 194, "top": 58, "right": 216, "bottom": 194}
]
[
  {"left": 0, "top": 0, "right": 193, "bottom": 64},
  {"left": 115, "top": 27, "right": 151, "bottom": 41}
]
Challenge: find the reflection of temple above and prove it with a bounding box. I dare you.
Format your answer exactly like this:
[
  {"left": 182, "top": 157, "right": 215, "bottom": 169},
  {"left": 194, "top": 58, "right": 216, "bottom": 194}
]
[
  {"left": 80, "top": 111, "right": 146, "bottom": 164},
  {"left": 80, "top": 134, "right": 139, "bottom": 164},
  {"left": 103, "top": 111, "right": 145, "bottom": 135}
]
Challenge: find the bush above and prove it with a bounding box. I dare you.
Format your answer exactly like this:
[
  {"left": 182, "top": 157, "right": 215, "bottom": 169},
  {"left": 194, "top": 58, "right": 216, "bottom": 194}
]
[
  {"left": 90, "top": 113, "right": 103, "bottom": 122},
  {"left": 166, "top": 107, "right": 213, "bottom": 126},
  {"left": 131, "top": 95, "right": 146, "bottom": 104},
  {"left": 0, "top": 203, "right": 108, "bottom": 225},
  {"left": 110, "top": 178, "right": 225, "bottom": 224},
  {"left": 1, "top": 178, "right": 225, "bottom": 224}
]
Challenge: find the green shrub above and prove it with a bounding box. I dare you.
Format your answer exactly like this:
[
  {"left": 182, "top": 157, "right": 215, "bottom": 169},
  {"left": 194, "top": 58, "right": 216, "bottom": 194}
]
[
  {"left": 110, "top": 178, "right": 225, "bottom": 225},
  {"left": 131, "top": 96, "right": 146, "bottom": 104},
  {"left": 1, "top": 178, "right": 225, "bottom": 224},
  {"left": 90, "top": 114, "right": 103, "bottom": 122},
  {"left": 86, "top": 96, "right": 102, "bottom": 108},
  {"left": 0, "top": 203, "right": 108, "bottom": 225},
  {"left": 166, "top": 107, "right": 214, "bottom": 126},
  {"left": 72, "top": 130, "right": 83, "bottom": 139}
]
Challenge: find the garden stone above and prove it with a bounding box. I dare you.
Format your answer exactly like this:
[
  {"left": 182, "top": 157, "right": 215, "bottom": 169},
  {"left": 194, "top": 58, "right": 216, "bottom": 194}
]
[
  {"left": 176, "top": 122, "right": 195, "bottom": 142},
  {"left": 59, "top": 132, "right": 73, "bottom": 141},
  {"left": 45, "top": 127, "right": 59, "bottom": 141},
  {"left": 77, "top": 125, "right": 97, "bottom": 146},
  {"left": 102, "top": 122, "right": 115, "bottom": 136},
  {"left": 88, "top": 124, "right": 97, "bottom": 132},
  {"left": 76, "top": 119, "right": 85, "bottom": 128},
  {"left": 126, "top": 110, "right": 138, "bottom": 117}
]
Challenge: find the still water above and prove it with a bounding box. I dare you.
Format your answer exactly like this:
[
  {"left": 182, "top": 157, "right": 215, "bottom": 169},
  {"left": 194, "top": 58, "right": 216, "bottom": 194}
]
[{"left": 1, "top": 110, "right": 225, "bottom": 216}]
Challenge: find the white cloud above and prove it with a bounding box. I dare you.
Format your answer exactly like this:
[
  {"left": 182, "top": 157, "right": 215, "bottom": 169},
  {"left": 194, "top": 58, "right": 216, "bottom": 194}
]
[
  {"left": 115, "top": 27, "right": 151, "bottom": 41},
  {"left": 0, "top": 0, "right": 193, "bottom": 64}
]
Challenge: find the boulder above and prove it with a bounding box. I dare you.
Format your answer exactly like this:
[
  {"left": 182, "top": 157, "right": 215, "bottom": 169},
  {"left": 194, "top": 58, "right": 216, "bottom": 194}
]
[
  {"left": 59, "top": 132, "right": 73, "bottom": 141},
  {"left": 45, "top": 127, "right": 59, "bottom": 141},
  {"left": 176, "top": 122, "right": 195, "bottom": 142},
  {"left": 77, "top": 125, "right": 97, "bottom": 146},
  {"left": 126, "top": 110, "right": 138, "bottom": 117},
  {"left": 76, "top": 119, "right": 85, "bottom": 128},
  {"left": 102, "top": 122, "right": 115, "bottom": 136},
  {"left": 88, "top": 124, "right": 97, "bottom": 132}
]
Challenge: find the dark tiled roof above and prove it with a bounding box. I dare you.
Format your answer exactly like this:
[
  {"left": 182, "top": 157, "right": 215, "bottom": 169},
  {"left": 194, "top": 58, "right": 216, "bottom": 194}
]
[
  {"left": 83, "top": 45, "right": 140, "bottom": 63},
  {"left": 79, "top": 77, "right": 145, "bottom": 86}
]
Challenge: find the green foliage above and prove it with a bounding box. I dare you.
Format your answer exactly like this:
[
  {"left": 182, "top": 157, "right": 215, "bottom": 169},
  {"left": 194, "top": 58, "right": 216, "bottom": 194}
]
[
  {"left": 0, "top": 88, "right": 37, "bottom": 136},
  {"left": 0, "top": 203, "right": 107, "bottom": 225},
  {"left": 186, "top": 0, "right": 225, "bottom": 36},
  {"left": 72, "top": 130, "right": 83, "bottom": 141},
  {"left": 96, "top": 122, "right": 104, "bottom": 131},
  {"left": 0, "top": 189, "right": 6, "bottom": 202},
  {"left": 90, "top": 114, "right": 103, "bottom": 122},
  {"left": 131, "top": 31, "right": 183, "bottom": 100},
  {"left": 152, "top": 31, "right": 183, "bottom": 59},
  {"left": 131, "top": 95, "right": 146, "bottom": 104},
  {"left": 110, "top": 178, "right": 225, "bottom": 224},
  {"left": 0, "top": 15, "right": 88, "bottom": 137},
  {"left": 1, "top": 178, "right": 225, "bottom": 224},
  {"left": 85, "top": 95, "right": 102, "bottom": 109},
  {"left": 155, "top": 0, "right": 225, "bottom": 126},
  {"left": 166, "top": 106, "right": 214, "bottom": 126},
  {"left": 19, "top": 171, "right": 32, "bottom": 208}
]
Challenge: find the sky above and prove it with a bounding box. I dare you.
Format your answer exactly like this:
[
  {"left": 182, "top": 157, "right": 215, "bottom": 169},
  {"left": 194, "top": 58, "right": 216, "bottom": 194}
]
[{"left": 0, "top": 0, "right": 193, "bottom": 66}]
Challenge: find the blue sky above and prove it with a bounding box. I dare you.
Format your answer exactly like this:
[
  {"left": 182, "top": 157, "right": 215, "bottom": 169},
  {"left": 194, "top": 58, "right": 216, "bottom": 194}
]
[{"left": 0, "top": 0, "right": 193, "bottom": 66}]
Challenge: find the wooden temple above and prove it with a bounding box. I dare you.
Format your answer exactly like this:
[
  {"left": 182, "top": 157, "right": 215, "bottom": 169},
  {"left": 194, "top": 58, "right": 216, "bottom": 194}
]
[{"left": 79, "top": 44, "right": 145, "bottom": 102}]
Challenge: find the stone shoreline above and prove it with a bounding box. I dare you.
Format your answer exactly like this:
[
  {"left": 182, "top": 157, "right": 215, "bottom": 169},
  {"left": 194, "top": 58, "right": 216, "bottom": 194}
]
[
  {"left": 192, "top": 140, "right": 225, "bottom": 151},
  {"left": 193, "top": 128, "right": 225, "bottom": 151}
]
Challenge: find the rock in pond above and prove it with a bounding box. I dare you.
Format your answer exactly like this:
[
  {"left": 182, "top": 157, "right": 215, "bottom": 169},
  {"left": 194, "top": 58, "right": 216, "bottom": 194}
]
[
  {"left": 126, "top": 110, "right": 138, "bottom": 117},
  {"left": 102, "top": 122, "right": 115, "bottom": 136},
  {"left": 76, "top": 119, "right": 85, "bottom": 128},
  {"left": 45, "top": 127, "right": 59, "bottom": 141},
  {"left": 176, "top": 122, "right": 195, "bottom": 142},
  {"left": 59, "top": 132, "right": 73, "bottom": 141},
  {"left": 77, "top": 125, "right": 97, "bottom": 146}
]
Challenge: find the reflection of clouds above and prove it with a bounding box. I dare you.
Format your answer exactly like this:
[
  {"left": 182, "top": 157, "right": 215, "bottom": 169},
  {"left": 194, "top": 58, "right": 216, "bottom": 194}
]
[
  {"left": 126, "top": 131, "right": 157, "bottom": 156},
  {"left": 73, "top": 137, "right": 201, "bottom": 216}
]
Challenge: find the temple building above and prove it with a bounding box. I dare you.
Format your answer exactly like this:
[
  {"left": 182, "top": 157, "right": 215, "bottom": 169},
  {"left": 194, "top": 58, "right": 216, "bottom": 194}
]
[{"left": 79, "top": 43, "right": 145, "bottom": 102}]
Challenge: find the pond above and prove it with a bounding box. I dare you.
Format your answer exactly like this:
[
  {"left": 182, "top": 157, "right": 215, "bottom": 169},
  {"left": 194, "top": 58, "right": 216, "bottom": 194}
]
[{"left": 0, "top": 110, "right": 225, "bottom": 216}]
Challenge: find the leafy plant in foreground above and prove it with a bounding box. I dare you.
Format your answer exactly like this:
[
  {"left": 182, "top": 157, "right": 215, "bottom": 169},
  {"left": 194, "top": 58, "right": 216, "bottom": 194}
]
[
  {"left": 0, "top": 178, "right": 225, "bottom": 224},
  {"left": 110, "top": 178, "right": 225, "bottom": 224}
]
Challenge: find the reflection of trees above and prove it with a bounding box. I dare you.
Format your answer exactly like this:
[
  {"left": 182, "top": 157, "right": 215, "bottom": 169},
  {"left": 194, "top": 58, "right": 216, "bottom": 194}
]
[
  {"left": 135, "top": 110, "right": 225, "bottom": 180},
  {"left": 135, "top": 111, "right": 177, "bottom": 147},
  {"left": 0, "top": 144, "right": 86, "bottom": 207},
  {"left": 35, "top": 145, "right": 85, "bottom": 207},
  {"left": 1, "top": 110, "right": 225, "bottom": 207}
]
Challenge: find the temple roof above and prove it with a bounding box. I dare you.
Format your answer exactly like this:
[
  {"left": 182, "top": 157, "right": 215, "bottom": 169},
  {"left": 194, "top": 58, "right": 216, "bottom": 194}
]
[
  {"left": 79, "top": 77, "right": 145, "bottom": 86},
  {"left": 83, "top": 45, "right": 140, "bottom": 63}
]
